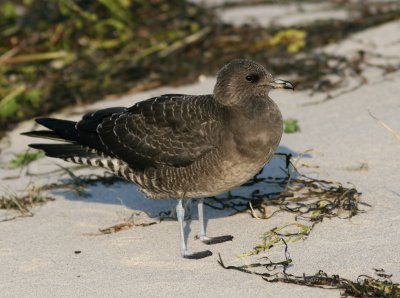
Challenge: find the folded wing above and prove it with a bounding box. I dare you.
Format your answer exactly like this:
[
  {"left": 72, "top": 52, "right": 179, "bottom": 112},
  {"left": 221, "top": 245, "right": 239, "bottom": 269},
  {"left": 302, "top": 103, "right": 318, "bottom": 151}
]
[{"left": 92, "top": 94, "right": 222, "bottom": 170}]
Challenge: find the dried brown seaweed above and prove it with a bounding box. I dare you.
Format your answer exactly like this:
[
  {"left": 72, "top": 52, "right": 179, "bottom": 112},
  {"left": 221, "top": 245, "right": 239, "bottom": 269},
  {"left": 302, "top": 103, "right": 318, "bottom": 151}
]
[
  {"left": 212, "top": 154, "right": 398, "bottom": 297},
  {"left": 206, "top": 153, "right": 364, "bottom": 221},
  {"left": 218, "top": 241, "right": 400, "bottom": 298},
  {"left": 0, "top": 185, "right": 55, "bottom": 221},
  {"left": 83, "top": 213, "right": 159, "bottom": 236}
]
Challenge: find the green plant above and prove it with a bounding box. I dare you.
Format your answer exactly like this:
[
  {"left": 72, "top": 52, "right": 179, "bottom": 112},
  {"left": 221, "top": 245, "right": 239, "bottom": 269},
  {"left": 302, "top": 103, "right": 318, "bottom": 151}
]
[{"left": 284, "top": 119, "right": 300, "bottom": 133}]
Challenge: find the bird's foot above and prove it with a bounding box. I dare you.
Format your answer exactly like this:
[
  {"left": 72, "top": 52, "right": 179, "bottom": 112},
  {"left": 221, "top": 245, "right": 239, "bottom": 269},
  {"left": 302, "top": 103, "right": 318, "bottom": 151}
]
[
  {"left": 182, "top": 249, "right": 212, "bottom": 259},
  {"left": 195, "top": 235, "right": 234, "bottom": 245}
]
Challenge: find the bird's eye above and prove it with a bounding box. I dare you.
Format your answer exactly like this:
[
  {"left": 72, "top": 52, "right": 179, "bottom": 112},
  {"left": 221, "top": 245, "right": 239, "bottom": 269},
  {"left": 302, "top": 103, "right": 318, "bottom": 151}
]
[{"left": 245, "top": 74, "right": 258, "bottom": 83}]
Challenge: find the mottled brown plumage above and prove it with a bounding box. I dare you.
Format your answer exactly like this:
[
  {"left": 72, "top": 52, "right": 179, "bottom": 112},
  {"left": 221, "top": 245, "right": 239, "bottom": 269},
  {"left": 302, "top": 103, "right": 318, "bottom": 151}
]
[{"left": 23, "top": 59, "right": 294, "bottom": 259}]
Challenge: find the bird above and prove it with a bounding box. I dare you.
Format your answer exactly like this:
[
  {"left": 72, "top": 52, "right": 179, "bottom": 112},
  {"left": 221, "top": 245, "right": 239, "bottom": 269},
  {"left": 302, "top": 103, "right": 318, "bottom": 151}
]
[{"left": 23, "top": 59, "right": 294, "bottom": 259}]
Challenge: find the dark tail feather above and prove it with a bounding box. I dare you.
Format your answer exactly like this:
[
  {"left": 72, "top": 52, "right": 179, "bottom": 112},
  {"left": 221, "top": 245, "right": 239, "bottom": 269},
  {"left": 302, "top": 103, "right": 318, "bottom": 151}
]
[
  {"left": 21, "top": 130, "right": 71, "bottom": 142},
  {"left": 24, "top": 115, "right": 117, "bottom": 158},
  {"left": 34, "top": 118, "right": 79, "bottom": 142},
  {"left": 28, "top": 143, "right": 96, "bottom": 159}
]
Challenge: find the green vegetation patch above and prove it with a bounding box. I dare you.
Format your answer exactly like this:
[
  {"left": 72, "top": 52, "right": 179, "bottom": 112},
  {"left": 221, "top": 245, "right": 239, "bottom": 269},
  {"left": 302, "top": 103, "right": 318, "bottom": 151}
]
[
  {"left": 0, "top": 0, "right": 213, "bottom": 137},
  {"left": 283, "top": 118, "right": 300, "bottom": 133}
]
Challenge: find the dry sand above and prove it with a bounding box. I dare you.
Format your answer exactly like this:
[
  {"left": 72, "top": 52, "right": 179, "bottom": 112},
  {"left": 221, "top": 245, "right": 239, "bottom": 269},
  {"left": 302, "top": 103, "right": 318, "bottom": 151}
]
[{"left": 1, "top": 10, "right": 399, "bottom": 298}]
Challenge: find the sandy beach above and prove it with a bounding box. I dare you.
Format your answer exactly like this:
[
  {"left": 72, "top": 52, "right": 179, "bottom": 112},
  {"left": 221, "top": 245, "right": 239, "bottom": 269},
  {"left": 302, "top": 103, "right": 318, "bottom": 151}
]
[{"left": 1, "top": 3, "right": 400, "bottom": 297}]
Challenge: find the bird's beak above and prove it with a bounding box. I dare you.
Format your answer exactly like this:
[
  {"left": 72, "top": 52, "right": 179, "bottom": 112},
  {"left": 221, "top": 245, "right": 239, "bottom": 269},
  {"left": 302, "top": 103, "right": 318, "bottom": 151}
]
[{"left": 268, "top": 79, "right": 294, "bottom": 90}]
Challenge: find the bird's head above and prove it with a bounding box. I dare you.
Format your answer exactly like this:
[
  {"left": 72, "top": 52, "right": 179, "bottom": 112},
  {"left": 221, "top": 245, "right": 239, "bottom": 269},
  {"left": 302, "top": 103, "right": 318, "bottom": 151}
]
[{"left": 213, "top": 59, "right": 294, "bottom": 106}]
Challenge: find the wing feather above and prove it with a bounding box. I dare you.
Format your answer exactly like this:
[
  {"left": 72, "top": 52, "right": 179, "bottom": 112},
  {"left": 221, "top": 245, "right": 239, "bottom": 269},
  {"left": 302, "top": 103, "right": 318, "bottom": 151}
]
[{"left": 96, "top": 94, "right": 222, "bottom": 170}]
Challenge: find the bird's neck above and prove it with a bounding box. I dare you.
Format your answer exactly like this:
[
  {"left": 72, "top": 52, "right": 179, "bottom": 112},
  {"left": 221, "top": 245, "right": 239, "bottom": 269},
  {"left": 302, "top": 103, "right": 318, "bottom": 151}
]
[{"left": 229, "top": 96, "right": 275, "bottom": 119}]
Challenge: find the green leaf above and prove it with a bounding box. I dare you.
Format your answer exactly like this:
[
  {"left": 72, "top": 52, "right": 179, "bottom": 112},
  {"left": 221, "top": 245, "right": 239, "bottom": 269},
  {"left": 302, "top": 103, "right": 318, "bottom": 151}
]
[{"left": 284, "top": 119, "right": 300, "bottom": 134}]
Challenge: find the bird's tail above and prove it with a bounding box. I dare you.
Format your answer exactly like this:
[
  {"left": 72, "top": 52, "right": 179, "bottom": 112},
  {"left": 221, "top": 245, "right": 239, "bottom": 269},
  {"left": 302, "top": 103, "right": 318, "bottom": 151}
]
[
  {"left": 22, "top": 117, "right": 133, "bottom": 181},
  {"left": 22, "top": 118, "right": 97, "bottom": 160},
  {"left": 27, "top": 142, "right": 133, "bottom": 182},
  {"left": 22, "top": 118, "right": 79, "bottom": 142}
]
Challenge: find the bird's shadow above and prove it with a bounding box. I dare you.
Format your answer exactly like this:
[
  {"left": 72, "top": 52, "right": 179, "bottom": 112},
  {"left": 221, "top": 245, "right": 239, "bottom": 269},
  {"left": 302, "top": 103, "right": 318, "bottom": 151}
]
[{"left": 52, "top": 145, "right": 310, "bottom": 240}]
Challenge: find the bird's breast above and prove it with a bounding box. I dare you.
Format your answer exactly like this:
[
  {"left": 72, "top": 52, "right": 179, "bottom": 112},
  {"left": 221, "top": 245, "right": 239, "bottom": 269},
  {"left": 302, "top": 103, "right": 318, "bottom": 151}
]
[
  {"left": 224, "top": 99, "right": 283, "bottom": 163},
  {"left": 187, "top": 102, "right": 282, "bottom": 197}
]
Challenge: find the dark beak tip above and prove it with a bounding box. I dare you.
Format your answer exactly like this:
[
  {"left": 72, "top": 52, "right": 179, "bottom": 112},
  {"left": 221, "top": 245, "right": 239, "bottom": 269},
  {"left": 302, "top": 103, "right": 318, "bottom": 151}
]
[
  {"left": 272, "top": 79, "right": 294, "bottom": 90},
  {"left": 284, "top": 81, "right": 295, "bottom": 90}
]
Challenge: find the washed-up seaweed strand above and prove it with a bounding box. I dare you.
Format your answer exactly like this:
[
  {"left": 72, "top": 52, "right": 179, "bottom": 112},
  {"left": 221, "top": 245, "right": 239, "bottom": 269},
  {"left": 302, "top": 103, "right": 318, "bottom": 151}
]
[
  {"left": 218, "top": 239, "right": 400, "bottom": 298},
  {"left": 204, "top": 153, "right": 363, "bottom": 222},
  {"left": 262, "top": 270, "right": 400, "bottom": 297},
  {"left": 218, "top": 238, "right": 292, "bottom": 277}
]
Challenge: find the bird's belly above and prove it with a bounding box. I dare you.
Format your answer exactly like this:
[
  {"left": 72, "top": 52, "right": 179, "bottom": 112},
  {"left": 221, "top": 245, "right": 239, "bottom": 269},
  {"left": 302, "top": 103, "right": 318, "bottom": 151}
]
[
  {"left": 140, "top": 153, "right": 271, "bottom": 199},
  {"left": 183, "top": 147, "right": 274, "bottom": 198},
  {"left": 212, "top": 160, "right": 264, "bottom": 191}
]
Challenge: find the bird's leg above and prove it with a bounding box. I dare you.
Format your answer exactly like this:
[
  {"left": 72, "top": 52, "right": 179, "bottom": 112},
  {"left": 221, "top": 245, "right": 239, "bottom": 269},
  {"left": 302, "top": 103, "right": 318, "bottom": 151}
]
[
  {"left": 196, "top": 198, "right": 234, "bottom": 245},
  {"left": 176, "top": 199, "right": 212, "bottom": 259}
]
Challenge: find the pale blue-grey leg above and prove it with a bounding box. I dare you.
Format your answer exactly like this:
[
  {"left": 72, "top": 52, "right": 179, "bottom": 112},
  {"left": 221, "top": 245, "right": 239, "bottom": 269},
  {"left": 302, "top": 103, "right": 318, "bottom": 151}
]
[
  {"left": 176, "top": 200, "right": 187, "bottom": 256},
  {"left": 198, "top": 198, "right": 206, "bottom": 237},
  {"left": 176, "top": 199, "right": 212, "bottom": 259},
  {"left": 196, "top": 198, "right": 234, "bottom": 245}
]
